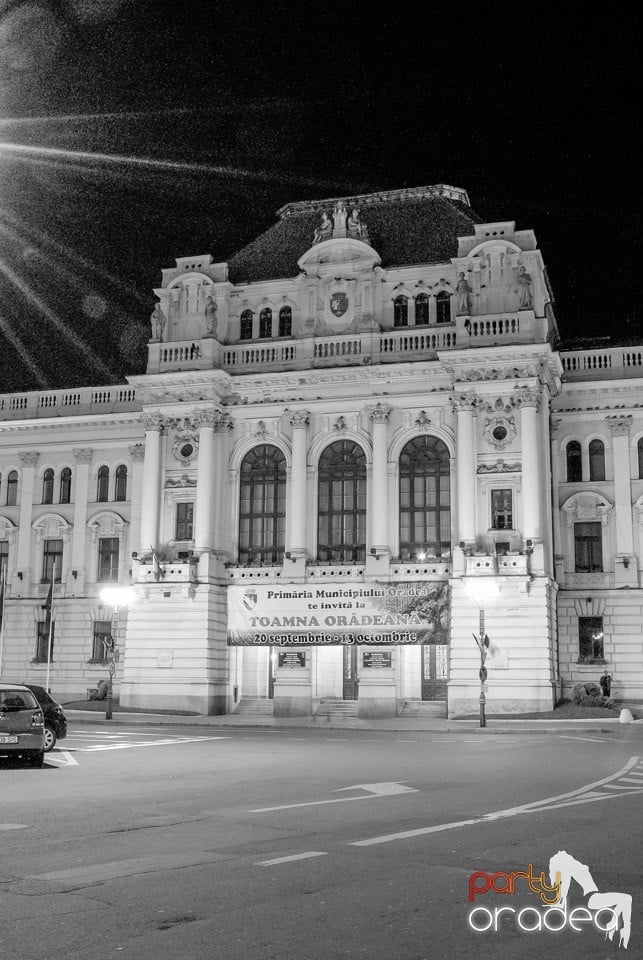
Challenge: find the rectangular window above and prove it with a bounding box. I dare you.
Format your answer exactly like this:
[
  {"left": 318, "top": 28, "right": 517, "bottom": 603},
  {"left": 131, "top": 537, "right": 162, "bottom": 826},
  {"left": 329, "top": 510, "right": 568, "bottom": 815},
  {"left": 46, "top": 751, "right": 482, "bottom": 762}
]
[
  {"left": 175, "top": 502, "right": 194, "bottom": 541},
  {"left": 0, "top": 539, "right": 8, "bottom": 578},
  {"left": 92, "top": 620, "right": 112, "bottom": 661},
  {"left": 578, "top": 616, "right": 605, "bottom": 662},
  {"left": 491, "top": 489, "right": 513, "bottom": 530},
  {"left": 42, "top": 539, "right": 63, "bottom": 582},
  {"left": 35, "top": 621, "right": 54, "bottom": 662},
  {"left": 574, "top": 522, "right": 603, "bottom": 572},
  {"left": 97, "top": 537, "right": 119, "bottom": 582}
]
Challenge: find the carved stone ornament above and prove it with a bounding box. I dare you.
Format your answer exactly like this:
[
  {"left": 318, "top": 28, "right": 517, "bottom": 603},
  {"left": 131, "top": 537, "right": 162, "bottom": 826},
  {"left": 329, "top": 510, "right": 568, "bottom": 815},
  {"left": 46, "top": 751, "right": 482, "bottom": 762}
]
[
  {"left": 256, "top": 420, "right": 267, "bottom": 439},
  {"left": 171, "top": 434, "right": 199, "bottom": 465},
  {"left": 483, "top": 414, "right": 517, "bottom": 450},
  {"left": 143, "top": 412, "right": 165, "bottom": 432},
  {"left": 73, "top": 448, "right": 94, "bottom": 464},
  {"left": 212, "top": 413, "right": 234, "bottom": 433},
  {"left": 450, "top": 391, "right": 479, "bottom": 413},
  {"left": 164, "top": 474, "right": 197, "bottom": 488},
  {"left": 289, "top": 410, "right": 310, "bottom": 429},
  {"left": 478, "top": 460, "right": 522, "bottom": 474},
  {"left": 370, "top": 403, "right": 391, "bottom": 424},
  {"left": 513, "top": 386, "right": 541, "bottom": 409},
  {"left": 129, "top": 443, "right": 145, "bottom": 462},
  {"left": 333, "top": 415, "right": 347, "bottom": 433},
  {"left": 414, "top": 410, "right": 431, "bottom": 430},
  {"left": 606, "top": 414, "right": 633, "bottom": 437},
  {"left": 19, "top": 451, "right": 40, "bottom": 467}
]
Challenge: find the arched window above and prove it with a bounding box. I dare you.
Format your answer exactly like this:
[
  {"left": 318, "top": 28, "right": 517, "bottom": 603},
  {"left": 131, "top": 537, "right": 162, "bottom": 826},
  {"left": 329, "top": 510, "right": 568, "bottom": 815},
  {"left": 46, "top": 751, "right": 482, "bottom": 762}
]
[
  {"left": 97, "top": 466, "right": 110, "bottom": 502},
  {"left": 589, "top": 439, "right": 605, "bottom": 481},
  {"left": 59, "top": 467, "right": 72, "bottom": 504},
  {"left": 240, "top": 309, "right": 253, "bottom": 341},
  {"left": 6, "top": 470, "right": 18, "bottom": 506},
  {"left": 415, "top": 293, "right": 429, "bottom": 326},
  {"left": 399, "top": 436, "right": 451, "bottom": 561},
  {"left": 639, "top": 438, "right": 643, "bottom": 479},
  {"left": 42, "top": 468, "right": 54, "bottom": 504},
  {"left": 393, "top": 295, "right": 408, "bottom": 327},
  {"left": 566, "top": 441, "right": 582, "bottom": 482},
  {"left": 435, "top": 291, "right": 451, "bottom": 324},
  {"left": 115, "top": 465, "right": 128, "bottom": 502},
  {"left": 318, "top": 441, "right": 366, "bottom": 563},
  {"left": 259, "top": 308, "right": 272, "bottom": 339},
  {"left": 238, "top": 445, "right": 286, "bottom": 565},
  {"left": 279, "top": 306, "right": 292, "bottom": 337}
]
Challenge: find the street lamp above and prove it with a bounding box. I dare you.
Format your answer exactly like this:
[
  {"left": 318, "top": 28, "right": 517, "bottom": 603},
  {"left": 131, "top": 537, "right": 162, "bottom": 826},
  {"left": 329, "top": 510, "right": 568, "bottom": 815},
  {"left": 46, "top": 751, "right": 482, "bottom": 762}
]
[
  {"left": 464, "top": 579, "right": 500, "bottom": 728},
  {"left": 99, "top": 586, "right": 136, "bottom": 720}
]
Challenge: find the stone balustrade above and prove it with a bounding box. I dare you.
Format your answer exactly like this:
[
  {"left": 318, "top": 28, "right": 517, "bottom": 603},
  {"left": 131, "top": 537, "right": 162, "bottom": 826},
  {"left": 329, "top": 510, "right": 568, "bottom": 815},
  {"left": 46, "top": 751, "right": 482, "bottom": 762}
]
[{"left": 0, "top": 384, "right": 140, "bottom": 421}]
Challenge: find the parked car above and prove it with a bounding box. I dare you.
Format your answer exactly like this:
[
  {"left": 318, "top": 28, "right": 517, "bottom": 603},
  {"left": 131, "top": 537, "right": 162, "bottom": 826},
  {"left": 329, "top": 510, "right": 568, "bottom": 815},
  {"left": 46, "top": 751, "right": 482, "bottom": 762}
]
[
  {"left": 0, "top": 683, "right": 45, "bottom": 767},
  {"left": 21, "top": 684, "right": 68, "bottom": 752}
]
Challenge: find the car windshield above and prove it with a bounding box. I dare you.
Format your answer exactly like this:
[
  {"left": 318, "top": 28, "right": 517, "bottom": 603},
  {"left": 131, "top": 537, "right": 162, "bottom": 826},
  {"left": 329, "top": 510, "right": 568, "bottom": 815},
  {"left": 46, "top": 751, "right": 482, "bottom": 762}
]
[{"left": 0, "top": 689, "right": 39, "bottom": 710}]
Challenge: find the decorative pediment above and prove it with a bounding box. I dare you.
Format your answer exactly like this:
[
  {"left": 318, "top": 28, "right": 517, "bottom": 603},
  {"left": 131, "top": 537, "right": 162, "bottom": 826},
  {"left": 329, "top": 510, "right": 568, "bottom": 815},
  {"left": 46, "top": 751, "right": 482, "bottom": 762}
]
[
  {"left": 298, "top": 238, "right": 381, "bottom": 278},
  {"left": 88, "top": 511, "right": 128, "bottom": 537},
  {"left": 561, "top": 492, "right": 613, "bottom": 525},
  {"left": 32, "top": 512, "right": 71, "bottom": 542}
]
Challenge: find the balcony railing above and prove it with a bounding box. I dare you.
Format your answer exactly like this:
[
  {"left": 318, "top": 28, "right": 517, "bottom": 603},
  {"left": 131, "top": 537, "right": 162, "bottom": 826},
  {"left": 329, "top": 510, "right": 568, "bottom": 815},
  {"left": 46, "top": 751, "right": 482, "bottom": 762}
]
[
  {"left": 561, "top": 346, "right": 643, "bottom": 381},
  {"left": 0, "top": 384, "right": 140, "bottom": 421}
]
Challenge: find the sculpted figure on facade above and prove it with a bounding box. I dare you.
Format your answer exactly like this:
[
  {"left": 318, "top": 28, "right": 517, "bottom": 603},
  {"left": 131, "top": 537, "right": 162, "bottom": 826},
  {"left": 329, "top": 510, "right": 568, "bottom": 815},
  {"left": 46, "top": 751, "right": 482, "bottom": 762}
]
[
  {"left": 347, "top": 208, "right": 370, "bottom": 243},
  {"left": 312, "top": 212, "right": 332, "bottom": 245},
  {"left": 150, "top": 303, "right": 166, "bottom": 342},
  {"left": 455, "top": 272, "right": 473, "bottom": 314},
  {"left": 332, "top": 200, "right": 347, "bottom": 233},
  {"left": 515, "top": 265, "right": 533, "bottom": 309},
  {"left": 204, "top": 296, "right": 218, "bottom": 337}
]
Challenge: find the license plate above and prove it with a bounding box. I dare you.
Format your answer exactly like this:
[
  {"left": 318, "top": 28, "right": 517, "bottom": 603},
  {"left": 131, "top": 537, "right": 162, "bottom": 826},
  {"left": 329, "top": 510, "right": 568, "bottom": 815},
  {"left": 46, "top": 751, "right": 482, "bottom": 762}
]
[{"left": 0, "top": 736, "right": 18, "bottom": 744}]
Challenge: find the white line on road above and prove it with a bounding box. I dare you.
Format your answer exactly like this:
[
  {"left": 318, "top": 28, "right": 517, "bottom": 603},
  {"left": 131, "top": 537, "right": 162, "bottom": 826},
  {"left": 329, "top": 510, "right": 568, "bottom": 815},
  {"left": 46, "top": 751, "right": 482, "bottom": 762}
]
[
  {"left": 255, "top": 851, "right": 328, "bottom": 866},
  {"left": 46, "top": 750, "right": 79, "bottom": 766},
  {"left": 251, "top": 781, "right": 418, "bottom": 812},
  {"left": 79, "top": 736, "right": 229, "bottom": 751},
  {"left": 0, "top": 823, "right": 30, "bottom": 831},
  {"left": 558, "top": 735, "right": 613, "bottom": 743}
]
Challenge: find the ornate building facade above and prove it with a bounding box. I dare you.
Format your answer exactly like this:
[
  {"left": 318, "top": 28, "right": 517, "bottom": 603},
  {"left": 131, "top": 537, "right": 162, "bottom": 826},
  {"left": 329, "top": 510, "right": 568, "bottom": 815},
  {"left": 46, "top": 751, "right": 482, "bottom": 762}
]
[{"left": 0, "top": 184, "right": 641, "bottom": 716}]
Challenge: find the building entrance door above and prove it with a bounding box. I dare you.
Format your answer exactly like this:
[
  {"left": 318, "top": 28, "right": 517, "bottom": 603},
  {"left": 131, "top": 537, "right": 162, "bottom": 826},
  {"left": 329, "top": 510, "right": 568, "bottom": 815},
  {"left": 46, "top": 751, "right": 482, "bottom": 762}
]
[
  {"left": 268, "top": 647, "right": 277, "bottom": 699},
  {"left": 343, "top": 646, "right": 359, "bottom": 700},
  {"left": 421, "top": 644, "right": 448, "bottom": 700}
]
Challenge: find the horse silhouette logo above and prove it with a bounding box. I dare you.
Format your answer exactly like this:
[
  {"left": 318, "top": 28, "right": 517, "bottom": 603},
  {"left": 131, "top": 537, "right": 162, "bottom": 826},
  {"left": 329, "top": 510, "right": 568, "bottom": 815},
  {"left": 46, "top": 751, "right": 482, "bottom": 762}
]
[{"left": 549, "top": 850, "right": 632, "bottom": 949}]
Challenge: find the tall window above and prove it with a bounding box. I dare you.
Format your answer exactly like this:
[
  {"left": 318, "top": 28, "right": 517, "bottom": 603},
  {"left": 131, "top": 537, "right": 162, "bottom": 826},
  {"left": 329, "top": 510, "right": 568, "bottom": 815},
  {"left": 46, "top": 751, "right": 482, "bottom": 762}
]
[
  {"left": 42, "top": 468, "right": 54, "bottom": 504},
  {"left": 435, "top": 291, "right": 451, "bottom": 324},
  {"left": 238, "top": 445, "right": 286, "bottom": 565},
  {"left": 578, "top": 616, "right": 605, "bottom": 663},
  {"left": 42, "top": 539, "right": 63, "bottom": 582},
  {"left": 566, "top": 441, "right": 582, "bottom": 482},
  {"left": 259, "top": 308, "right": 272, "bottom": 338},
  {"left": 97, "top": 537, "right": 119, "bottom": 582},
  {"left": 35, "top": 621, "right": 54, "bottom": 662},
  {"left": 318, "top": 441, "right": 367, "bottom": 563},
  {"left": 97, "top": 465, "right": 109, "bottom": 502},
  {"left": 92, "top": 621, "right": 112, "bottom": 661},
  {"left": 491, "top": 489, "right": 513, "bottom": 530},
  {"left": 574, "top": 522, "right": 602, "bottom": 572},
  {"left": 115, "top": 464, "right": 128, "bottom": 501},
  {"left": 60, "top": 467, "right": 72, "bottom": 504},
  {"left": 399, "top": 436, "right": 451, "bottom": 561},
  {"left": 415, "top": 293, "right": 429, "bottom": 326},
  {"left": 6, "top": 470, "right": 18, "bottom": 506},
  {"left": 279, "top": 306, "right": 292, "bottom": 337},
  {"left": 175, "top": 502, "right": 194, "bottom": 540},
  {"left": 639, "top": 438, "right": 643, "bottom": 479},
  {"left": 0, "top": 539, "right": 8, "bottom": 579},
  {"left": 588, "top": 439, "right": 605, "bottom": 481},
  {"left": 240, "top": 309, "right": 253, "bottom": 340},
  {"left": 393, "top": 295, "right": 408, "bottom": 327}
]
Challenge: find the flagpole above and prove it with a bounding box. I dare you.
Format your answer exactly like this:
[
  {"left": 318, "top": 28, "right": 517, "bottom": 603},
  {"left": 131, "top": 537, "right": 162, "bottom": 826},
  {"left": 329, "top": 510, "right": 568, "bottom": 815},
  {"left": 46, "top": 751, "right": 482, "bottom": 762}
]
[
  {"left": 46, "top": 561, "right": 55, "bottom": 693},
  {"left": 0, "top": 567, "right": 6, "bottom": 678}
]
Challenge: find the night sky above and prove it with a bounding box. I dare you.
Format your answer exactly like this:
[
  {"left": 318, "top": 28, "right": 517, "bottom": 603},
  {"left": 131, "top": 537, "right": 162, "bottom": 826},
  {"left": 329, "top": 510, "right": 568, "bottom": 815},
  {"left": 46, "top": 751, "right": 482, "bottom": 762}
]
[{"left": 0, "top": 0, "right": 640, "bottom": 391}]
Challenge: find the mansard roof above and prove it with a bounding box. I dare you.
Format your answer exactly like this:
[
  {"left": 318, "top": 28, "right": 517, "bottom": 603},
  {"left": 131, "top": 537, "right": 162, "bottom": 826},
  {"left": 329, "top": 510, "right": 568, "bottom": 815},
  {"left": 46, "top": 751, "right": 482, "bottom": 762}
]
[{"left": 227, "top": 185, "right": 481, "bottom": 284}]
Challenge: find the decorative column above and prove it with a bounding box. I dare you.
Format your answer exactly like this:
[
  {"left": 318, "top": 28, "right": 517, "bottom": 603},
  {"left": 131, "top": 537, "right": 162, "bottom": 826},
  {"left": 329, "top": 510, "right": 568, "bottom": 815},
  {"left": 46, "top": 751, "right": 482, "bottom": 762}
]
[
  {"left": 70, "top": 448, "right": 93, "bottom": 588},
  {"left": 139, "top": 413, "right": 164, "bottom": 552},
  {"left": 128, "top": 443, "right": 145, "bottom": 556},
  {"left": 370, "top": 403, "right": 391, "bottom": 554},
  {"left": 211, "top": 414, "right": 233, "bottom": 555},
  {"left": 516, "top": 387, "right": 542, "bottom": 542},
  {"left": 452, "top": 393, "right": 477, "bottom": 546},
  {"left": 194, "top": 410, "right": 219, "bottom": 552},
  {"left": 607, "top": 415, "right": 636, "bottom": 582},
  {"left": 288, "top": 411, "right": 310, "bottom": 557},
  {"left": 15, "top": 451, "right": 39, "bottom": 588}
]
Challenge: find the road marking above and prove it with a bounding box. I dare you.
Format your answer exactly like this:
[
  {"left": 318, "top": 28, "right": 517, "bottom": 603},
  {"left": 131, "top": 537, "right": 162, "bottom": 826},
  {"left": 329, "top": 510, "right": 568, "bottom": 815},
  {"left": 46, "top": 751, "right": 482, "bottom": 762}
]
[
  {"left": 255, "top": 851, "right": 328, "bottom": 866},
  {"left": 559, "top": 735, "right": 612, "bottom": 743},
  {"left": 251, "top": 781, "right": 418, "bottom": 812},
  {"left": 79, "top": 736, "right": 229, "bottom": 751},
  {"left": 396, "top": 739, "right": 419, "bottom": 743},
  {"left": 0, "top": 823, "right": 30, "bottom": 831},
  {"left": 349, "top": 757, "right": 641, "bottom": 847},
  {"left": 46, "top": 750, "right": 79, "bottom": 766},
  {"left": 325, "top": 738, "right": 349, "bottom": 742}
]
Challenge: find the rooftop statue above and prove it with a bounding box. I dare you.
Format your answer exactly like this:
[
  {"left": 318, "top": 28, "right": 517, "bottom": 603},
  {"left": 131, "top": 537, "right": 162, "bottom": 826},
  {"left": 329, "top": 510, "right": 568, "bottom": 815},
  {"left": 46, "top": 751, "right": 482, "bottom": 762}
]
[
  {"left": 312, "top": 211, "right": 332, "bottom": 245},
  {"left": 516, "top": 265, "right": 533, "bottom": 309},
  {"left": 347, "top": 207, "right": 370, "bottom": 243},
  {"left": 150, "top": 302, "right": 166, "bottom": 342},
  {"left": 455, "top": 272, "right": 473, "bottom": 314},
  {"left": 204, "top": 295, "right": 218, "bottom": 336}
]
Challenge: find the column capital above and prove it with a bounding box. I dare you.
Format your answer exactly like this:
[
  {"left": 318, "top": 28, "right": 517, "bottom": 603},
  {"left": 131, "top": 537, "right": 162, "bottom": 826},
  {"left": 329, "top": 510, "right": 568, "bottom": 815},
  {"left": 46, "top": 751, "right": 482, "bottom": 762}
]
[
  {"left": 73, "top": 447, "right": 94, "bottom": 465},
  {"left": 513, "top": 386, "right": 542, "bottom": 410},
  {"left": 19, "top": 451, "right": 40, "bottom": 467},
  {"left": 289, "top": 410, "right": 310, "bottom": 429},
  {"left": 606, "top": 414, "right": 633, "bottom": 437},
  {"left": 129, "top": 443, "right": 145, "bottom": 463},
  {"left": 450, "top": 391, "right": 478, "bottom": 413},
  {"left": 369, "top": 402, "right": 392, "bottom": 424},
  {"left": 142, "top": 411, "right": 165, "bottom": 432},
  {"left": 212, "top": 413, "right": 234, "bottom": 433},
  {"left": 195, "top": 408, "right": 223, "bottom": 430}
]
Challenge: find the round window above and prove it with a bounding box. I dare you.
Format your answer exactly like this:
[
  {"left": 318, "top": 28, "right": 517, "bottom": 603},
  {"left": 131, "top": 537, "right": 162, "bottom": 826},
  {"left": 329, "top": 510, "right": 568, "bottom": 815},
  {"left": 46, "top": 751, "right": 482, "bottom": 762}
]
[
  {"left": 180, "top": 443, "right": 194, "bottom": 458},
  {"left": 492, "top": 425, "right": 508, "bottom": 442}
]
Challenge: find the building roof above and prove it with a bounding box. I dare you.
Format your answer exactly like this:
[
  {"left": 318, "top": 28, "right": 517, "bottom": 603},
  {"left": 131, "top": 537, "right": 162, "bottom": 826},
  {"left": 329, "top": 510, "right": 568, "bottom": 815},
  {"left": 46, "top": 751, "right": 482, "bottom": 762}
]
[{"left": 227, "top": 185, "right": 480, "bottom": 284}]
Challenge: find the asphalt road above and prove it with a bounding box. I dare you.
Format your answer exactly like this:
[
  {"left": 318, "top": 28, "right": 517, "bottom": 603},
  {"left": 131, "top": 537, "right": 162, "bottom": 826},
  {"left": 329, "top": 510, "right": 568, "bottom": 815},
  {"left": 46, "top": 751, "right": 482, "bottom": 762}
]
[{"left": 1, "top": 725, "right": 640, "bottom": 960}]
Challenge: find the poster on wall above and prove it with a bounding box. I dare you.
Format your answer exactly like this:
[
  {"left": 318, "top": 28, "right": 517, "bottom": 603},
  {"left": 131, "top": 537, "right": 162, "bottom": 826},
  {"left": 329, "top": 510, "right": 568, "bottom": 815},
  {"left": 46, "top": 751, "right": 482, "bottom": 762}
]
[{"left": 227, "top": 581, "right": 449, "bottom": 646}]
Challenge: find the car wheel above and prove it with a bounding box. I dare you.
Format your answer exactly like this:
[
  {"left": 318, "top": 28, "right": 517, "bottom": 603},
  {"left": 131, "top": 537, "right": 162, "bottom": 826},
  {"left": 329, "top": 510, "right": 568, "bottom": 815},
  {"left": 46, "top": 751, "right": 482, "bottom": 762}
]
[
  {"left": 43, "top": 725, "right": 57, "bottom": 752},
  {"left": 26, "top": 751, "right": 44, "bottom": 768}
]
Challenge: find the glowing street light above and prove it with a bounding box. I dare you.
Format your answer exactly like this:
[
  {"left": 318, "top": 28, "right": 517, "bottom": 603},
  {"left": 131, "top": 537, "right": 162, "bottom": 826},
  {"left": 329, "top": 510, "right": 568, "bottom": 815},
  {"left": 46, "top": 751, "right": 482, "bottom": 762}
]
[
  {"left": 99, "top": 586, "right": 137, "bottom": 720},
  {"left": 464, "top": 579, "right": 500, "bottom": 728}
]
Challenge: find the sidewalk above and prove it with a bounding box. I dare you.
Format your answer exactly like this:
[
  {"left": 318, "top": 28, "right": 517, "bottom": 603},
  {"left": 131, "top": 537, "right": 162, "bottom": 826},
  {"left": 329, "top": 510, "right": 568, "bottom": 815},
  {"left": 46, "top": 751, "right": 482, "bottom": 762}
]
[{"left": 64, "top": 708, "right": 643, "bottom": 738}]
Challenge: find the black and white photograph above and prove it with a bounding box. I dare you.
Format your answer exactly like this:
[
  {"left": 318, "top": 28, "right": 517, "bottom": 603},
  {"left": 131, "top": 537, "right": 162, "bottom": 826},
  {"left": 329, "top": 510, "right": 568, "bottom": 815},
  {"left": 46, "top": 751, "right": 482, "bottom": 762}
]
[{"left": 0, "top": 2, "right": 641, "bottom": 958}]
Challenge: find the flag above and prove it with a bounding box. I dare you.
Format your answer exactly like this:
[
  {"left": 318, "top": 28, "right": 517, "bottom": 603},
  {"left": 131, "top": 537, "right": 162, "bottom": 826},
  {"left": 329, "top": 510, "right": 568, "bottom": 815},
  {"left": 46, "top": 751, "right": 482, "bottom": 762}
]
[{"left": 151, "top": 546, "right": 164, "bottom": 582}]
